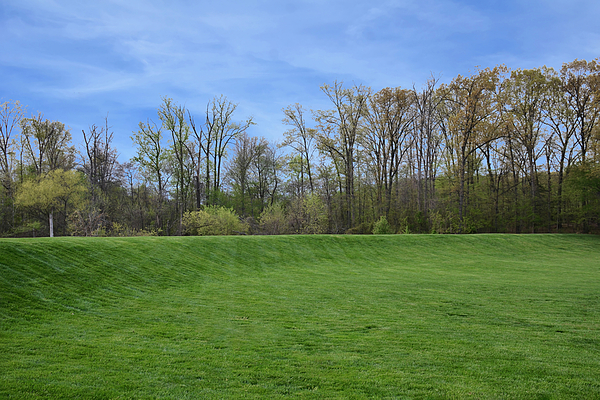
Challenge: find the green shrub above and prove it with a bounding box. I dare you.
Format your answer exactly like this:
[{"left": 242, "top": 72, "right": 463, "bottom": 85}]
[
  {"left": 182, "top": 206, "right": 246, "bottom": 236},
  {"left": 259, "top": 202, "right": 288, "bottom": 235},
  {"left": 302, "top": 194, "right": 328, "bottom": 234},
  {"left": 346, "top": 222, "right": 374, "bottom": 234},
  {"left": 373, "top": 216, "right": 392, "bottom": 234}
]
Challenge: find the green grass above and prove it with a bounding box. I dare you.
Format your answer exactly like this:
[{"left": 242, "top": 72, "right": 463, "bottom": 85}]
[{"left": 1, "top": 234, "right": 599, "bottom": 399}]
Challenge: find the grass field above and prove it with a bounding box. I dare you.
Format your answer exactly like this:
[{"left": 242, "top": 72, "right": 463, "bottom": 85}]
[{"left": 1, "top": 234, "right": 599, "bottom": 399}]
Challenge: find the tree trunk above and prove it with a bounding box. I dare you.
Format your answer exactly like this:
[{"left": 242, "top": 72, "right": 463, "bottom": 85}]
[
  {"left": 557, "top": 160, "right": 564, "bottom": 230},
  {"left": 458, "top": 145, "right": 467, "bottom": 233},
  {"left": 49, "top": 209, "right": 54, "bottom": 238}
]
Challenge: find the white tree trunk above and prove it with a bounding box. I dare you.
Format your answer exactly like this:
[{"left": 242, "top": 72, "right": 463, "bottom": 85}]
[{"left": 49, "top": 211, "right": 54, "bottom": 237}]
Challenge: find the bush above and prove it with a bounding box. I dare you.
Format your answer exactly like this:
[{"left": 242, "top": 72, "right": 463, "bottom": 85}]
[
  {"left": 346, "top": 222, "right": 373, "bottom": 234},
  {"left": 182, "top": 206, "right": 246, "bottom": 236},
  {"left": 373, "top": 216, "right": 392, "bottom": 234},
  {"left": 68, "top": 207, "right": 106, "bottom": 237},
  {"left": 302, "top": 195, "right": 327, "bottom": 234},
  {"left": 259, "top": 202, "right": 288, "bottom": 235},
  {"left": 109, "top": 222, "right": 159, "bottom": 237}
]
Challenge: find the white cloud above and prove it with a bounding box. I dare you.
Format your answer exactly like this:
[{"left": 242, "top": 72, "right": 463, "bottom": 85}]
[{"left": 2, "top": 0, "right": 599, "bottom": 158}]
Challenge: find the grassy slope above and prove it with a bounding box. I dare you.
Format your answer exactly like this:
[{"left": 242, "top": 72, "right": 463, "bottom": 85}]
[{"left": 1, "top": 234, "right": 599, "bottom": 399}]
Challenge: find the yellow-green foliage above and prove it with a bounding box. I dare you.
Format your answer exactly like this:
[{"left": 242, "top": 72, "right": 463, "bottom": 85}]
[
  {"left": 302, "top": 194, "right": 327, "bottom": 234},
  {"left": 16, "top": 169, "right": 87, "bottom": 212},
  {"left": 182, "top": 206, "right": 245, "bottom": 236},
  {"left": 259, "top": 202, "right": 288, "bottom": 235},
  {"left": 287, "top": 194, "right": 328, "bottom": 234},
  {"left": 372, "top": 215, "right": 392, "bottom": 234}
]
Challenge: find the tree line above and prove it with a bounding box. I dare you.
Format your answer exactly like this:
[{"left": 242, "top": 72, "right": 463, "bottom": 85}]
[{"left": 1, "top": 58, "right": 599, "bottom": 237}]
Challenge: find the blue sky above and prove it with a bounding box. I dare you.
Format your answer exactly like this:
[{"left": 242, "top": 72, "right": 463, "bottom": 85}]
[{"left": 2, "top": 0, "right": 599, "bottom": 160}]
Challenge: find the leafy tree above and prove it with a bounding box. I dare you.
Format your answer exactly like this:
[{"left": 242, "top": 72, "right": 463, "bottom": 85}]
[
  {"left": 440, "top": 66, "right": 506, "bottom": 232},
  {"left": 131, "top": 118, "right": 170, "bottom": 231},
  {"left": 411, "top": 77, "right": 445, "bottom": 224},
  {"left": 15, "top": 169, "right": 86, "bottom": 237},
  {"left": 5, "top": 58, "right": 600, "bottom": 236},
  {"left": 561, "top": 58, "right": 600, "bottom": 163},
  {"left": 316, "top": 81, "right": 370, "bottom": 230},
  {"left": 566, "top": 161, "right": 600, "bottom": 232},
  {"left": 362, "top": 87, "right": 414, "bottom": 218},
  {"left": 20, "top": 114, "right": 75, "bottom": 176},
  {"left": 158, "top": 97, "right": 193, "bottom": 234},
  {"left": 543, "top": 67, "right": 578, "bottom": 229},
  {"left": 504, "top": 68, "right": 551, "bottom": 232},
  {"left": 252, "top": 141, "right": 281, "bottom": 212},
  {"left": 228, "top": 132, "right": 263, "bottom": 217}
]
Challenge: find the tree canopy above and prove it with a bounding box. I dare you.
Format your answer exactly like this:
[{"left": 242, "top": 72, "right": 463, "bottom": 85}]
[{"left": 2, "top": 58, "right": 600, "bottom": 236}]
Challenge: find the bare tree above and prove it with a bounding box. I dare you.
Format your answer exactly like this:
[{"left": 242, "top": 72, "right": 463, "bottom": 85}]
[
  {"left": 282, "top": 103, "right": 317, "bottom": 195},
  {"left": 0, "top": 100, "right": 25, "bottom": 192},
  {"left": 412, "top": 77, "right": 445, "bottom": 219},
  {"left": 0, "top": 100, "right": 25, "bottom": 231},
  {"left": 81, "top": 116, "right": 118, "bottom": 198},
  {"left": 205, "top": 95, "right": 254, "bottom": 204},
  {"left": 188, "top": 111, "right": 209, "bottom": 209}
]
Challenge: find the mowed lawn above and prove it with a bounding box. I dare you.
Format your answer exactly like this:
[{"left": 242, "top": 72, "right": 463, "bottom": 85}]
[{"left": 1, "top": 234, "right": 599, "bottom": 399}]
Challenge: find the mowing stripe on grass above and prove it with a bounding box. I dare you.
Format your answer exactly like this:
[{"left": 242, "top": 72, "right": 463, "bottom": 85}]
[{"left": 1, "top": 234, "right": 599, "bottom": 398}]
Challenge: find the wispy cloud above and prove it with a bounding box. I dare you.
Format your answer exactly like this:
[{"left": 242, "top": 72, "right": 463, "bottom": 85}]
[{"left": 2, "top": 0, "right": 599, "bottom": 159}]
